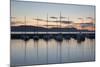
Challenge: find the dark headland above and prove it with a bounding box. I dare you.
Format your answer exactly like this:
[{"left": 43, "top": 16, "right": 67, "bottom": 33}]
[{"left": 11, "top": 25, "right": 95, "bottom": 41}]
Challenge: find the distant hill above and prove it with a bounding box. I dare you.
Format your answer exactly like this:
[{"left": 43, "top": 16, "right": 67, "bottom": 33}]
[{"left": 11, "top": 25, "right": 94, "bottom": 32}]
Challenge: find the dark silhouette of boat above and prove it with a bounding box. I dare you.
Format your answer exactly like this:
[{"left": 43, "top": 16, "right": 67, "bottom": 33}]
[
  {"left": 54, "top": 34, "right": 63, "bottom": 41},
  {"left": 86, "top": 34, "right": 95, "bottom": 39},
  {"left": 21, "top": 35, "right": 29, "bottom": 41},
  {"left": 75, "top": 33, "right": 85, "bottom": 42},
  {"left": 43, "top": 34, "right": 53, "bottom": 40},
  {"left": 32, "top": 35, "right": 39, "bottom": 40},
  {"left": 63, "top": 34, "right": 71, "bottom": 40}
]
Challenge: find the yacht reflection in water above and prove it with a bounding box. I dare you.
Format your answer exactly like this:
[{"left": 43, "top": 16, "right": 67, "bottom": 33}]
[{"left": 11, "top": 37, "right": 95, "bottom": 66}]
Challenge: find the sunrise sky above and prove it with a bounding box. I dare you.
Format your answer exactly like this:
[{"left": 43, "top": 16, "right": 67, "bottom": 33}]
[{"left": 11, "top": 0, "right": 95, "bottom": 30}]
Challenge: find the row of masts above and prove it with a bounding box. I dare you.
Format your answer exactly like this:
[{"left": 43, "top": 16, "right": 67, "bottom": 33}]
[
  {"left": 23, "top": 12, "right": 68, "bottom": 41},
  {"left": 11, "top": 12, "right": 70, "bottom": 29},
  {"left": 11, "top": 12, "right": 94, "bottom": 41},
  {"left": 11, "top": 13, "right": 94, "bottom": 34}
]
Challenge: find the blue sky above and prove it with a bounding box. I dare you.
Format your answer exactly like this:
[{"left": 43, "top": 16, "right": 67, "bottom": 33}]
[{"left": 11, "top": 0, "right": 95, "bottom": 23}]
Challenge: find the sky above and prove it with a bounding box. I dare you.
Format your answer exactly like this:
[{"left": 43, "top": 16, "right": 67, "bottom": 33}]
[{"left": 11, "top": 0, "right": 95, "bottom": 30}]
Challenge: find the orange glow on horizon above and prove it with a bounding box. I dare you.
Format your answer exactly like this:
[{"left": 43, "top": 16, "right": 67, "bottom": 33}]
[{"left": 11, "top": 18, "right": 95, "bottom": 31}]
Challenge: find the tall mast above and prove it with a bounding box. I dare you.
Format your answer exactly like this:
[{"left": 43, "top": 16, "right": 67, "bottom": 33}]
[
  {"left": 24, "top": 16, "right": 26, "bottom": 26},
  {"left": 60, "top": 12, "right": 62, "bottom": 33},
  {"left": 60, "top": 12, "right": 61, "bottom": 29},
  {"left": 47, "top": 13, "right": 48, "bottom": 34},
  {"left": 68, "top": 16, "right": 69, "bottom": 22},
  {"left": 37, "top": 16, "right": 38, "bottom": 34},
  {"left": 24, "top": 16, "right": 26, "bottom": 35}
]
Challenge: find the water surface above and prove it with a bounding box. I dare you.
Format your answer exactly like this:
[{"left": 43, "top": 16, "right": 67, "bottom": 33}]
[{"left": 11, "top": 38, "right": 95, "bottom": 66}]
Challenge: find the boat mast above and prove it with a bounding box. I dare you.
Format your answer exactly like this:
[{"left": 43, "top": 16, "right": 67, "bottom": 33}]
[
  {"left": 37, "top": 16, "right": 38, "bottom": 35},
  {"left": 47, "top": 13, "right": 48, "bottom": 34},
  {"left": 60, "top": 12, "right": 61, "bottom": 33}
]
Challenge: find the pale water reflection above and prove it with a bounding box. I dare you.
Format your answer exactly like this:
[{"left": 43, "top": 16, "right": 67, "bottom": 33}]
[{"left": 11, "top": 38, "right": 95, "bottom": 66}]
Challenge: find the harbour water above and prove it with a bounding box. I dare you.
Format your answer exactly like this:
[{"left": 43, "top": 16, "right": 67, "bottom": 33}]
[{"left": 11, "top": 38, "right": 95, "bottom": 66}]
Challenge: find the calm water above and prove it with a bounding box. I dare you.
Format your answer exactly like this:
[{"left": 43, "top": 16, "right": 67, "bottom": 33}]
[{"left": 11, "top": 38, "right": 95, "bottom": 66}]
